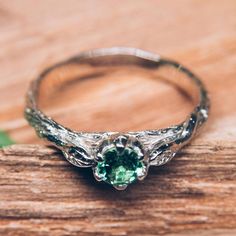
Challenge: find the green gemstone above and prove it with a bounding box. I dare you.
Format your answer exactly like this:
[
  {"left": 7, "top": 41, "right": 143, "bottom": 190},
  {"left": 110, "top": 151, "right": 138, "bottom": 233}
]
[{"left": 95, "top": 146, "right": 145, "bottom": 188}]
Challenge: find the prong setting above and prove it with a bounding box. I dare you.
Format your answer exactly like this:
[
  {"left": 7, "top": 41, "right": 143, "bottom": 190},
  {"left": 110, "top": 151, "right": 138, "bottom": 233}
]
[{"left": 93, "top": 134, "right": 148, "bottom": 190}]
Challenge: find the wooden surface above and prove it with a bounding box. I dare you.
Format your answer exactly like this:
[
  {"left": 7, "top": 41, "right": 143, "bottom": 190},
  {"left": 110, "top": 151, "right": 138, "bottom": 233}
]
[
  {"left": 0, "top": 142, "right": 236, "bottom": 236},
  {"left": 0, "top": 0, "right": 236, "bottom": 235}
]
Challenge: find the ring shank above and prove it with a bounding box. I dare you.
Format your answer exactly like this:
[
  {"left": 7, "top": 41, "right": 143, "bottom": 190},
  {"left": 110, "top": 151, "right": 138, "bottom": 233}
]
[
  {"left": 29, "top": 47, "right": 208, "bottom": 116},
  {"left": 25, "top": 47, "right": 210, "bottom": 167}
]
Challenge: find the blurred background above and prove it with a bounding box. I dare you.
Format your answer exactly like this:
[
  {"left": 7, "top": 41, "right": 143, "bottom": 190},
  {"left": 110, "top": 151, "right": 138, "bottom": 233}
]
[{"left": 0, "top": 0, "right": 236, "bottom": 146}]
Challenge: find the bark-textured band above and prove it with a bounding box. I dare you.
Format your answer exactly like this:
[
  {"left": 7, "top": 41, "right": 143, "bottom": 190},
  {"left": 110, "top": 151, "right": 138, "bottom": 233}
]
[{"left": 25, "top": 47, "right": 210, "bottom": 190}]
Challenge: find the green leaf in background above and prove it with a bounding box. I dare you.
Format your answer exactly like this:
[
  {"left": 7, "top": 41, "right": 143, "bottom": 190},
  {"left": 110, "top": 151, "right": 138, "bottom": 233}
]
[{"left": 0, "top": 130, "right": 15, "bottom": 148}]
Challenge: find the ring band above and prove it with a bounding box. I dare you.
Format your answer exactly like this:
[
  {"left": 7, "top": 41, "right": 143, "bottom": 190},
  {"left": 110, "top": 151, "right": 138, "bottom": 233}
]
[{"left": 25, "top": 47, "right": 210, "bottom": 190}]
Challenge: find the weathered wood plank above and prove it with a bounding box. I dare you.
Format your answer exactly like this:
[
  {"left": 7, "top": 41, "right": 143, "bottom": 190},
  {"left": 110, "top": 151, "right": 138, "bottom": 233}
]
[{"left": 0, "top": 142, "right": 235, "bottom": 235}]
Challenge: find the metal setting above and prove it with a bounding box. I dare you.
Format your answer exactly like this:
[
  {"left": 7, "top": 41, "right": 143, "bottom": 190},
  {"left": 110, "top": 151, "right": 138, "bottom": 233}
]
[
  {"left": 25, "top": 47, "right": 210, "bottom": 190},
  {"left": 93, "top": 134, "right": 149, "bottom": 190}
]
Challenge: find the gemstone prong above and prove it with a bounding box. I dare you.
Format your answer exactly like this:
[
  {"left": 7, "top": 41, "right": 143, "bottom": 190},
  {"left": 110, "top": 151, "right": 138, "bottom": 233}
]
[{"left": 114, "top": 184, "right": 128, "bottom": 191}]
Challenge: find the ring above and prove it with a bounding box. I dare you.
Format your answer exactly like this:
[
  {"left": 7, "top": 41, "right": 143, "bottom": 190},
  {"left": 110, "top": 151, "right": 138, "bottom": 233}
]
[{"left": 25, "top": 47, "right": 210, "bottom": 190}]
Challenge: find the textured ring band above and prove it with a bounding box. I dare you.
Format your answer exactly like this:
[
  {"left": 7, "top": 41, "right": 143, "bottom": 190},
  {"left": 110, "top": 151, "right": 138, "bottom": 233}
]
[{"left": 25, "top": 47, "right": 210, "bottom": 190}]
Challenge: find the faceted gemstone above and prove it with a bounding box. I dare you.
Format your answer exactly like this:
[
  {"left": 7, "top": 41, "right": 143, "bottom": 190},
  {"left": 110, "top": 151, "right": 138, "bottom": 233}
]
[{"left": 94, "top": 146, "right": 146, "bottom": 189}]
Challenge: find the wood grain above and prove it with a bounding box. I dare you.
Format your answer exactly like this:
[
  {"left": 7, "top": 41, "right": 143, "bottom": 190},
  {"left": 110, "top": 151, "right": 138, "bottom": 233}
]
[
  {"left": 0, "top": 0, "right": 236, "bottom": 235},
  {"left": 0, "top": 142, "right": 236, "bottom": 236}
]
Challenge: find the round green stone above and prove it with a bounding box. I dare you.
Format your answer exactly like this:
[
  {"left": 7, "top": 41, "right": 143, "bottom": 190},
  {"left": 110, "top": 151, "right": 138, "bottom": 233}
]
[{"left": 95, "top": 146, "right": 145, "bottom": 188}]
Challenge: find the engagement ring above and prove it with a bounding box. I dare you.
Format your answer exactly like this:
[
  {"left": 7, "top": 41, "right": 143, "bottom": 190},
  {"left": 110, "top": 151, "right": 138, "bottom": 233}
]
[{"left": 25, "top": 47, "right": 210, "bottom": 190}]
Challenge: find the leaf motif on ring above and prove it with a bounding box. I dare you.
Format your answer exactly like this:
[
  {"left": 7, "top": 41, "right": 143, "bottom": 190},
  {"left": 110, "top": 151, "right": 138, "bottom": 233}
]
[{"left": 64, "top": 146, "right": 95, "bottom": 167}]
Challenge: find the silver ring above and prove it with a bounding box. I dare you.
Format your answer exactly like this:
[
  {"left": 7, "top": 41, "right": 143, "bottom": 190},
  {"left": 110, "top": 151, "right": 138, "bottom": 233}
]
[{"left": 25, "top": 47, "right": 210, "bottom": 190}]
